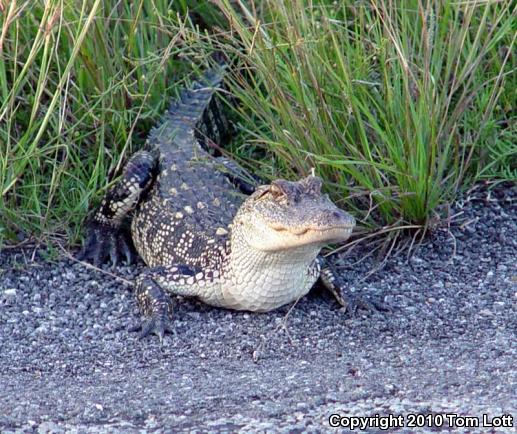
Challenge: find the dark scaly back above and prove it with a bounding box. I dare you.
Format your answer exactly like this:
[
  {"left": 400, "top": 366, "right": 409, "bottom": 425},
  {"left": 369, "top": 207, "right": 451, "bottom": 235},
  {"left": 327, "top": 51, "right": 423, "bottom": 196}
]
[{"left": 132, "top": 66, "right": 247, "bottom": 267}]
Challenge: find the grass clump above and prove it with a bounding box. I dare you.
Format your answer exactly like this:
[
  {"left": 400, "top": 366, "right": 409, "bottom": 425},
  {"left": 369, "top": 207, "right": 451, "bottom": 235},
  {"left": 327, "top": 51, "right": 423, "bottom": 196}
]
[
  {"left": 0, "top": 0, "right": 220, "bottom": 246},
  {"left": 214, "top": 0, "right": 516, "bottom": 228},
  {"left": 0, "top": 0, "right": 514, "bottom": 248}
]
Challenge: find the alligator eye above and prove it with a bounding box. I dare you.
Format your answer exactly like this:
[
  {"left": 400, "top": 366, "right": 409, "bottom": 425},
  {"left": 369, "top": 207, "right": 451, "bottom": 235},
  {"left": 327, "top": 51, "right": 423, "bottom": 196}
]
[
  {"left": 254, "top": 186, "right": 271, "bottom": 201},
  {"left": 269, "top": 183, "right": 284, "bottom": 200}
]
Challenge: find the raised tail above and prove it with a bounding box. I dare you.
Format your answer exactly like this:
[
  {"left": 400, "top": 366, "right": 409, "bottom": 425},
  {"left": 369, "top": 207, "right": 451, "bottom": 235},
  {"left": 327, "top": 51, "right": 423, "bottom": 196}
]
[
  {"left": 168, "top": 66, "right": 225, "bottom": 127},
  {"left": 147, "top": 64, "right": 230, "bottom": 150}
]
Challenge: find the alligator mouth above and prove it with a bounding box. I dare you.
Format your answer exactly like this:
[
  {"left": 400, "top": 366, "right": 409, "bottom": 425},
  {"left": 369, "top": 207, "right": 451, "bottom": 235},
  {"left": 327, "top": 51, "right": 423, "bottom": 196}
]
[
  {"left": 270, "top": 224, "right": 354, "bottom": 236},
  {"left": 289, "top": 226, "right": 354, "bottom": 236}
]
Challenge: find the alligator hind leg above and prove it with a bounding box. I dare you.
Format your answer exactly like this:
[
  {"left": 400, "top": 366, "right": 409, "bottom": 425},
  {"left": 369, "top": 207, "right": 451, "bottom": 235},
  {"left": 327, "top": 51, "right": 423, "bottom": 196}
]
[
  {"left": 215, "top": 157, "right": 260, "bottom": 195},
  {"left": 79, "top": 150, "right": 157, "bottom": 266}
]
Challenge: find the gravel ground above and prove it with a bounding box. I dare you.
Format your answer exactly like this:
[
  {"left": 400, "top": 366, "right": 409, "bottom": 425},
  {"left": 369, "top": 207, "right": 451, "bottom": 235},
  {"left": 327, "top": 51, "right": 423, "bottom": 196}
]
[{"left": 0, "top": 185, "right": 516, "bottom": 433}]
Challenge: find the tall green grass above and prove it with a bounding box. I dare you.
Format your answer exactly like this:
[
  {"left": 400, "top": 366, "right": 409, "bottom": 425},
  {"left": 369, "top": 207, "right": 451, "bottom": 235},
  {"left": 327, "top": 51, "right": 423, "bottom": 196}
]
[
  {"left": 0, "top": 0, "right": 515, "bottom": 248},
  {"left": 0, "top": 0, "right": 220, "bottom": 246},
  {"left": 214, "top": 0, "right": 516, "bottom": 227}
]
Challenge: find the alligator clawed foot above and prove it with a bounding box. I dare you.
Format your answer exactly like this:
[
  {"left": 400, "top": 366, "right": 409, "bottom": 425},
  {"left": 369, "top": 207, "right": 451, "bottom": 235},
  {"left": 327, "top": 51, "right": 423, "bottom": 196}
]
[
  {"left": 129, "top": 315, "right": 175, "bottom": 343},
  {"left": 336, "top": 288, "right": 390, "bottom": 316},
  {"left": 77, "top": 220, "right": 135, "bottom": 267}
]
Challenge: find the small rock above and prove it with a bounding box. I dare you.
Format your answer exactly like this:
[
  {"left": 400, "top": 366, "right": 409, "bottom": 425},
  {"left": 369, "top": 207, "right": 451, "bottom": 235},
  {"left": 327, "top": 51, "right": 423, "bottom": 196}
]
[
  {"left": 492, "top": 302, "right": 505, "bottom": 311},
  {"left": 479, "top": 308, "right": 493, "bottom": 316}
]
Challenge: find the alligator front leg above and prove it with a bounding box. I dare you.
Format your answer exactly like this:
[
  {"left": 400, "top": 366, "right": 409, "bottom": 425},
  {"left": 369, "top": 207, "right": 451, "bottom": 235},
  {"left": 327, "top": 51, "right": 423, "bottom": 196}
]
[
  {"left": 318, "top": 258, "right": 388, "bottom": 315},
  {"left": 134, "top": 264, "right": 206, "bottom": 341},
  {"left": 78, "top": 150, "right": 157, "bottom": 265}
]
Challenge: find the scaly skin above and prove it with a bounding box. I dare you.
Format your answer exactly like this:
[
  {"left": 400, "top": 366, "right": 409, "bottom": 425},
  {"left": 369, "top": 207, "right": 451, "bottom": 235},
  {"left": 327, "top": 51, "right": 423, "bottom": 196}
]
[{"left": 79, "top": 65, "right": 383, "bottom": 341}]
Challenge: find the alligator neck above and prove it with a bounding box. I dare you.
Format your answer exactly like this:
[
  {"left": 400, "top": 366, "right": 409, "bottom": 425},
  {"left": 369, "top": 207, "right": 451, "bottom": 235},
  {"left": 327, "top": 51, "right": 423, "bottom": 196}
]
[{"left": 218, "top": 226, "right": 321, "bottom": 311}]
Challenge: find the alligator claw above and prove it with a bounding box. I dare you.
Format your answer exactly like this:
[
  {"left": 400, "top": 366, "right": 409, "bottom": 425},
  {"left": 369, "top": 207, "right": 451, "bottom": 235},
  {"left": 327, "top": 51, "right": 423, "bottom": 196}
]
[
  {"left": 118, "top": 235, "right": 135, "bottom": 265},
  {"left": 128, "top": 315, "right": 174, "bottom": 343},
  {"left": 78, "top": 220, "right": 135, "bottom": 267},
  {"left": 109, "top": 235, "right": 119, "bottom": 267},
  {"left": 139, "top": 316, "right": 175, "bottom": 342},
  {"left": 319, "top": 262, "right": 390, "bottom": 316},
  {"left": 336, "top": 288, "right": 390, "bottom": 316}
]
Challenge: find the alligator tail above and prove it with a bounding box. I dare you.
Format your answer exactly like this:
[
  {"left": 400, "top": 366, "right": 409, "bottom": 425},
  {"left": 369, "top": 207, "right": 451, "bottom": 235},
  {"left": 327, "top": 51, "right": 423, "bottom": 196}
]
[{"left": 168, "top": 66, "right": 225, "bottom": 129}]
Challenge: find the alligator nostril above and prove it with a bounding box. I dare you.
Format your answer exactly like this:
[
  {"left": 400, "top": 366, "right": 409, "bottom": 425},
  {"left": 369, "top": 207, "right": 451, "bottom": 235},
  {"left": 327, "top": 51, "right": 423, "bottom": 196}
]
[
  {"left": 329, "top": 209, "right": 355, "bottom": 227},
  {"left": 332, "top": 210, "right": 344, "bottom": 219}
]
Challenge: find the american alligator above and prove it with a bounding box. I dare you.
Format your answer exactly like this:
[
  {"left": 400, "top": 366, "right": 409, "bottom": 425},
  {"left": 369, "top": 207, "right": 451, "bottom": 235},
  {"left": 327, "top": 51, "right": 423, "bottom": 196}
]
[{"left": 79, "top": 65, "right": 377, "bottom": 340}]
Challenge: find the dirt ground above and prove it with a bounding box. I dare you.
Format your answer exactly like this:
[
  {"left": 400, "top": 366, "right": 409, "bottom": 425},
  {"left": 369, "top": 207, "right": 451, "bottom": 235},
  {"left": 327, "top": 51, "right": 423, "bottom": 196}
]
[{"left": 0, "top": 185, "right": 515, "bottom": 433}]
